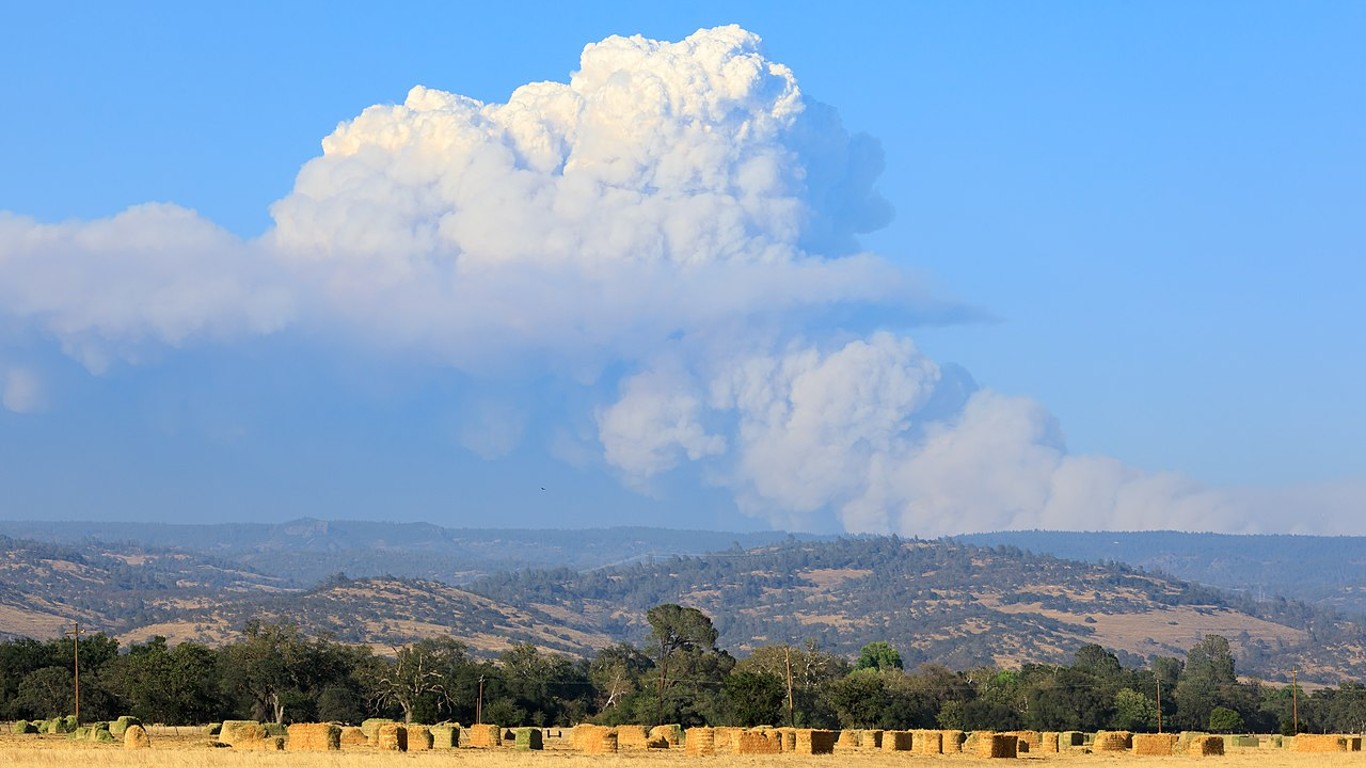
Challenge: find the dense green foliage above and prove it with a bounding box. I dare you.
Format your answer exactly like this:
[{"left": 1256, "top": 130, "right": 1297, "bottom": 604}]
[{"left": 2, "top": 611, "right": 1364, "bottom": 733}]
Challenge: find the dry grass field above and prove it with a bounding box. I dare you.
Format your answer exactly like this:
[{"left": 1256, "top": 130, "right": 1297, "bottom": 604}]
[{"left": 1, "top": 728, "right": 1363, "bottom": 768}]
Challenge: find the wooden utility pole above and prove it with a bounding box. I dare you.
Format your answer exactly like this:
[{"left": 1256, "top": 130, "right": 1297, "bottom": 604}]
[
  {"left": 785, "top": 646, "right": 796, "bottom": 728},
  {"left": 1292, "top": 668, "right": 1299, "bottom": 734},
  {"left": 1155, "top": 675, "right": 1163, "bottom": 734},
  {"left": 64, "top": 623, "right": 85, "bottom": 722},
  {"left": 476, "top": 675, "right": 485, "bottom": 725}
]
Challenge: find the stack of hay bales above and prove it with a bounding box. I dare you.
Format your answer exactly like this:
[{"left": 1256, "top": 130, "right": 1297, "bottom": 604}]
[
  {"left": 862, "top": 729, "right": 884, "bottom": 749},
  {"left": 942, "top": 729, "right": 966, "bottom": 753},
  {"left": 1188, "top": 735, "right": 1225, "bottom": 756},
  {"left": 515, "top": 727, "right": 544, "bottom": 750},
  {"left": 218, "top": 720, "right": 265, "bottom": 747},
  {"left": 713, "top": 726, "right": 744, "bottom": 753},
  {"left": 684, "top": 727, "right": 716, "bottom": 756},
  {"left": 360, "top": 718, "right": 395, "bottom": 745},
  {"left": 616, "top": 724, "right": 651, "bottom": 749},
  {"left": 579, "top": 725, "right": 619, "bottom": 754},
  {"left": 287, "top": 723, "right": 340, "bottom": 751},
  {"left": 14, "top": 721, "right": 39, "bottom": 734},
  {"left": 430, "top": 724, "right": 459, "bottom": 748},
  {"left": 1293, "top": 734, "right": 1352, "bottom": 753},
  {"left": 1038, "top": 732, "right": 1060, "bottom": 753},
  {"left": 883, "top": 730, "right": 913, "bottom": 751},
  {"left": 914, "top": 729, "right": 944, "bottom": 754},
  {"left": 836, "top": 729, "right": 859, "bottom": 750},
  {"left": 792, "top": 729, "right": 837, "bottom": 755},
  {"left": 123, "top": 724, "right": 151, "bottom": 750},
  {"left": 375, "top": 723, "right": 407, "bottom": 752},
  {"left": 776, "top": 727, "right": 798, "bottom": 752},
  {"left": 407, "top": 725, "right": 433, "bottom": 751},
  {"left": 650, "top": 724, "right": 682, "bottom": 747},
  {"left": 339, "top": 726, "right": 367, "bottom": 747},
  {"left": 1010, "top": 730, "right": 1041, "bottom": 752},
  {"left": 1095, "top": 731, "right": 1133, "bottom": 752},
  {"left": 466, "top": 723, "right": 502, "bottom": 747},
  {"left": 735, "top": 728, "right": 783, "bottom": 755},
  {"left": 1060, "top": 731, "right": 1085, "bottom": 748},
  {"left": 1133, "top": 733, "right": 1179, "bottom": 756},
  {"left": 975, "top": 732, "right": 1018, "bottom": 758}
]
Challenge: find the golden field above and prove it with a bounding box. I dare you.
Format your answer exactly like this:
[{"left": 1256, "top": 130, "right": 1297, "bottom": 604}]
[{"left": 1, "top": 729, "right": 1363, "bottom": 768}]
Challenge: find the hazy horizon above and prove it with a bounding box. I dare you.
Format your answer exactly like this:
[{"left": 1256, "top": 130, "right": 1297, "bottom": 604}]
[{"left": 2, "top": 4, "right": 1362, "bottom": 536}]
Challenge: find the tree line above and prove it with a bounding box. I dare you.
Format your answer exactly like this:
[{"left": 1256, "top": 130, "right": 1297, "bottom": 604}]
[{"left": 2, "top": 606, "right": 1364, "bottom": 733}]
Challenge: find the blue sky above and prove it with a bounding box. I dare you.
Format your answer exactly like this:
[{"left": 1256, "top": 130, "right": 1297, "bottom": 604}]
[{"left": 1, "top": 2, "right": 1362, "bottom": 533}]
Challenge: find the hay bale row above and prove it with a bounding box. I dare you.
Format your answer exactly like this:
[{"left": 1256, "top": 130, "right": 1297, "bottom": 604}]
[
  {"left": 466, "top": 723, "right": 501, "bottom": 747},
  {"left": 1294, "top": 734, "right": 1353, "bottom": 752},
  {"left": 287, "top": 723, "right": 340, "bottom": 751},
  {"left": 515, "top": 727, "right": 544, "bottom": 750},
  {"left": 883, "top": 730, "right": 913, "bottom": 751},
  {"left": 375, "top": 723, "right": 407, "bottom": 752},
  {"left": 340, "top": 726, "right": 367, "bottom": 747},
  {"left": 713, "top": 726, "right": 744, "bottom": 752},
  {"left": 1188, "top": 735, "right": 1225, "bottom": 756},
  {"left": 1133, "top": 733, "right": 1179, "bottom": 756},
  {"left": 1095, "top": 730, "right": 1133, "bottom": 752},
  {"left": 123, "top": 724, "right": 151, "bottom": 750}
]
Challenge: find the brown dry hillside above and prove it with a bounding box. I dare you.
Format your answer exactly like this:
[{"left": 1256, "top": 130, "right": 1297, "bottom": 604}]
[
  {"left": 473, "top": 537, "right": 1366, "bottom": 683},
  {"left": 3, "top": 534, "right": 1364, "bottom": 682},
  {"left": 121, "top": 575, "right": 614, "bottom": 656}
]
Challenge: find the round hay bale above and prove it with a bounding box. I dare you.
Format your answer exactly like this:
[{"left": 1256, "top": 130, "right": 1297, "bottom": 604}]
[{"left": 123, "top": 724, "right": 151, "bottom": 750}]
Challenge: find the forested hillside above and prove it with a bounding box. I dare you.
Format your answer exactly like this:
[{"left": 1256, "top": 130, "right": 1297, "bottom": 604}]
[
  {"left": 472, "top": 537, "right": 1365, "bottom": 683},
  {"left": 961, "top": 530, "right": 1366, "bottom": 617},
  {"left": 2, "top": 533, "right": 1364, "bottom": 686}
]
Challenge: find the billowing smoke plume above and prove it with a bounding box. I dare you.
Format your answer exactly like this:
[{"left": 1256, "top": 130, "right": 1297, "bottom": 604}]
[{"left": 0, "top": 26, "right": 1355, "bottom": 533}]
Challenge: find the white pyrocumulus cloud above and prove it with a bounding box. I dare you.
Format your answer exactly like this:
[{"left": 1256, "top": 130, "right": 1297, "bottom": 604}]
[{"left": 0, "top": 26, "right": 1355, "bottom": 534}]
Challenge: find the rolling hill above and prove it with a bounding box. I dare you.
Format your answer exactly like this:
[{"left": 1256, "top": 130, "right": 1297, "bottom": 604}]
[{"left": 2, "top": 532, "right": 1362, "bottom": 684}]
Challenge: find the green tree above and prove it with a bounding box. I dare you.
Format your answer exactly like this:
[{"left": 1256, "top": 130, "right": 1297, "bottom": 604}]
[
  {"left": 724, "top": 670, "right": 786, "bottom": 726},
  {"left": 14, "top": 667, "right": 72, "bottom": 719},
  {"left": 1112, "top": 688, "right": 1159, "bottom": 731},
  {"left": 855, "top": 641, "right": 903, "bottom": 672},
  {"left": 1208, "top": 705, "right": 1245, "bottom": 733},
  {"left": 644, "top": 604, "right": 731, "bottom": 725}
]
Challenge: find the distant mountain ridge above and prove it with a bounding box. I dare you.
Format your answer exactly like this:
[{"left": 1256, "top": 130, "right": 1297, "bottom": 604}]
[
  {"left": 0, "top": 518, "right": 811, "bottom": 587},
  {"left": 1, "top": 529, "right": 1363, "bottom": 685}
]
